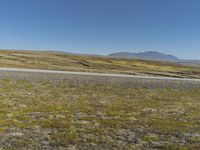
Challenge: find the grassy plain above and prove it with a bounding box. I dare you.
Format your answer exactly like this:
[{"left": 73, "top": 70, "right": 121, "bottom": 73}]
[
  {"left": 0, "top": 72, "right": 199, "bottom": 149},
  {"left": 0, "top": 50, "right": 199, "bottom": 78}
]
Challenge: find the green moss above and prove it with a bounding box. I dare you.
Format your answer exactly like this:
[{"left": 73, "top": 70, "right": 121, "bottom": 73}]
[{"left": 0, "top": 76, "right": 199, "bottom": 148}]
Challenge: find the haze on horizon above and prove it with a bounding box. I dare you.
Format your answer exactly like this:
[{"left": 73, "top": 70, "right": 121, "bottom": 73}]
[{"left": 0, "top": 0, "right": 200, "bottom": 59}]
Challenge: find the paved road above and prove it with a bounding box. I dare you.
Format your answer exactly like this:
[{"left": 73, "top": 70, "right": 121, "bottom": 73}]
[{"left": 0, "top": 67, "right": 200, "bottom": 82}]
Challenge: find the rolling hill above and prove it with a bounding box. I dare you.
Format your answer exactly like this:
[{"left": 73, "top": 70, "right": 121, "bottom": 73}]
[{"left": 0, "top": 50, "right": 199, "bottom": 78}]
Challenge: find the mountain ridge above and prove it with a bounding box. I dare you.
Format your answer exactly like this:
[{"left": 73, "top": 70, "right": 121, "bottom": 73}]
[{"left": 109, "top": 51, "right": 179, "bottom": 61}]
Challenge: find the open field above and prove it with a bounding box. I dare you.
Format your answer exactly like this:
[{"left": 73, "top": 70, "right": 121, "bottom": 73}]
[
  {"left": 0, "top": 50, "right": 200, "bottom": 78},
  {"left": 0, "top": 72, "right": 199, "bottom": 149}
]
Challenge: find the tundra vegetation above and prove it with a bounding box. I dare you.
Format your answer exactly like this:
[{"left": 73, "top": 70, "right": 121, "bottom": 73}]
[
  {"left": 0, "top": 72, "right": 199, "bottom": 149},
  {"left": 0, "top": 50, "right": 199, "bottom": 78}
]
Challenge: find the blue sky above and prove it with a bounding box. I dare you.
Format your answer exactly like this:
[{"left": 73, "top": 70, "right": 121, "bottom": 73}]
[{"left": 0, "top": 0, "right": 200, "bottom": 59}]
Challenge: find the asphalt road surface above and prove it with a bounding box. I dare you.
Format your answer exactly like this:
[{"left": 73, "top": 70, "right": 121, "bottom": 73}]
[{"left": 0, "top": 67, "right": 200, "bottom": 82}]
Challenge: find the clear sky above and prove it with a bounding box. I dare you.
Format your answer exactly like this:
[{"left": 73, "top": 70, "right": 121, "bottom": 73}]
[{"left": 0, "top": 0, "right": 200, "bottom": 59}]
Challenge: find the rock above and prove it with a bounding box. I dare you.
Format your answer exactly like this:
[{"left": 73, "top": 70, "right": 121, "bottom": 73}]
[{"left": 9, "top": 132, "right": 23, "bottom": 137}]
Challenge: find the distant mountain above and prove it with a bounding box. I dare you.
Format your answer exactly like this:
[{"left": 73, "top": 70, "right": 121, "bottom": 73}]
[{"left": 109, "top": 51, "right": 179, "bottom": 61}]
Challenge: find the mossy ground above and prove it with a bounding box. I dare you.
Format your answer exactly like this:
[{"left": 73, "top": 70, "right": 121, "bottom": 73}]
[{"left": 0, "top": 72, "right": 199, "bottom": 149}]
